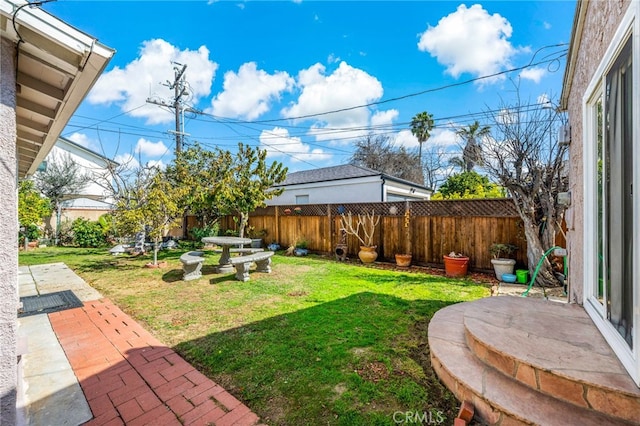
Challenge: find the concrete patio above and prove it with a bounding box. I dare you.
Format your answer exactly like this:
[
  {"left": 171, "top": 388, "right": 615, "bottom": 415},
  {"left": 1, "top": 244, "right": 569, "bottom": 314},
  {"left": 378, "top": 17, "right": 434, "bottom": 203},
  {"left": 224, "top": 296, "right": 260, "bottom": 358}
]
[
  {"left": 17, "top": 263, "right": 261, "bottom": 426},
  {"left": 429, "top": 295, "right": 640, "bottom": 425}
]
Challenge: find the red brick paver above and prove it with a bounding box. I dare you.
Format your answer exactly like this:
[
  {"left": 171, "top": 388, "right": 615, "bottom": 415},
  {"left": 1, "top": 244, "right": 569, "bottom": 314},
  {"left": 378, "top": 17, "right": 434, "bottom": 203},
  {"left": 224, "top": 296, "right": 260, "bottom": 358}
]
[{"left": 49, "top": 299, "right": 260, "bottom": 426}]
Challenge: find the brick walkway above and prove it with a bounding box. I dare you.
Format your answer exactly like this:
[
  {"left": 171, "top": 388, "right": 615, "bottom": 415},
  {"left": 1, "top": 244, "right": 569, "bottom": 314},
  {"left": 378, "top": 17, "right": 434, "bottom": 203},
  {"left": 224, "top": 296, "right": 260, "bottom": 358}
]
[{"left": 49, "top": 299, "right": 260, "bottom": 426}]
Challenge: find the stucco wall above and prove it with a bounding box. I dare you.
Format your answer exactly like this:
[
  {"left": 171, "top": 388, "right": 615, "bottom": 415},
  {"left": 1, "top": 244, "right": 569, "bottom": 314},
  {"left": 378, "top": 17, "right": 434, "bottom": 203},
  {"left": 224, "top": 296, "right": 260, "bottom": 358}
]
[
  {"left": 267, "top": 178, "right": 384, "bottom": 205},
  {"left": 0, "top": 36, "right": 18, "bottom": 425},
  {"left": 565, "top": 0, "right": 631, "bottom": 304}
]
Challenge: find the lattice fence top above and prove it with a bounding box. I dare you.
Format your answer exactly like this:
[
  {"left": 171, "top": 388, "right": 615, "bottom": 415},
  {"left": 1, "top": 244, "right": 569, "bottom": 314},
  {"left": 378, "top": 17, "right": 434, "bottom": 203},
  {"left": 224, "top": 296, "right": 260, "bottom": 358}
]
[
  {"left": 249, "top": 199, "right": 519, "bottom": 218},
  {"left": 410, "top": 199, "right": 519, "bottom": 217}
]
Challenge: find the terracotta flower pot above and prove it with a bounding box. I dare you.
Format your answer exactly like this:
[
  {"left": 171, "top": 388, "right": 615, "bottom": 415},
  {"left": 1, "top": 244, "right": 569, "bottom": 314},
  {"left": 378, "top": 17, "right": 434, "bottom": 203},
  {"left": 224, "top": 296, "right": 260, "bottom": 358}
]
[
  {"left": 443, "top": 255, "right": 469, "bottom": 277},
  {"left": 358, "top": 246, "right": 378, "bottom": 263},
  {"left": 395, "top": 253, "right": 412, "bottom": 267}
]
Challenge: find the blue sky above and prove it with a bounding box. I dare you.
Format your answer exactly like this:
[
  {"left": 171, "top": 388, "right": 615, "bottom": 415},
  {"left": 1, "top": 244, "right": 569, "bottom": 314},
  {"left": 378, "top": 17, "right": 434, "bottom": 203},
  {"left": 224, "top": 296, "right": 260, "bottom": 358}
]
[{"left": 46, "top": 1, "right": 576, "bottom": 175}]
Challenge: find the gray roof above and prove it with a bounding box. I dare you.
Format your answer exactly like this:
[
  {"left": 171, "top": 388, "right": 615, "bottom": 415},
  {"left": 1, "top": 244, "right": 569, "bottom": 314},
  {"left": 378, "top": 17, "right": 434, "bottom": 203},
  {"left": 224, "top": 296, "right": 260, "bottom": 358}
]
[{"left": 275, "top": 164, "right": 429, "bottom": 189}]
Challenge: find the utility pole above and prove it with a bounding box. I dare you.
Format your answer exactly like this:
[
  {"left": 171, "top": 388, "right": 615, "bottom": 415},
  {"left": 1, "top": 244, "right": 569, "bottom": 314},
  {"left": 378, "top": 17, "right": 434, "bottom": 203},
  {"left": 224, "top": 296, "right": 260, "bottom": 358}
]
[{"left": 147, "top": 62, "right": 189, "bottom": 153}]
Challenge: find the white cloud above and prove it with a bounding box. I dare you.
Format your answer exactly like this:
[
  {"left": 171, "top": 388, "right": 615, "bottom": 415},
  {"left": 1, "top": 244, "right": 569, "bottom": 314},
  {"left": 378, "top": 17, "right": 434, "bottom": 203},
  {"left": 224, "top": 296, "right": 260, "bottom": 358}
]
[
  {"left": 537, "top": 93, "right": 551, "bottom": 106},
  {"left": 259, "top": 127, "right": 332, "bottom": 163},
  {"left": 282, "top": 61, "right": 383, "bottom": 143},
  {"left": 520, "top": 67, "right": 546, "bottom": 83},
  {"left": 395, "top": 128, "right": 458, "bottom": 150},
  {"left": 395, "top": 129, "right": 419, "bottom": 149},
  {"left": 67, "top": 132, "right": 99, "bottom": 152},
  {"left": 497, "top": 108, "right": 518, "bottom": 125},
  {"left": 209, "top": 62, "right": 294, "bottom": 120},
  {"left": 417, "top": 4, "right": 518, "bottom": 83},
  {"left": 543, "top": 21, "right": 551, "bottom": 30},
  {"left": 371, "top": 109, "right": 398, "bottom": 132},
  {"left": 88, "top": 39, "right": 218, "bottom": 125},
  {"left": 430, "top": 128, "right": 459, "bottom": 149},
  {"left": 327, "top": 53, "right": 340, "bottom": 64},
  {"left": 134, "top": 138, "right": 170, "bottom": 157},
  {"left": 113, "top": 153, "right": 140, "bottom": 170},
  {"left": 146, "top": 159, "right": 165, "bottom": 170}
]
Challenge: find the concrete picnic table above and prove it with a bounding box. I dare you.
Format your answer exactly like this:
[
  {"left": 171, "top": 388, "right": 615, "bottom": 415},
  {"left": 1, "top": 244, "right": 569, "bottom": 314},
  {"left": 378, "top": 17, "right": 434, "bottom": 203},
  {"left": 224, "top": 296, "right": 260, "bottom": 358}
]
[{"left": 202, "top": 236, "right": 252, "bottom": 273}]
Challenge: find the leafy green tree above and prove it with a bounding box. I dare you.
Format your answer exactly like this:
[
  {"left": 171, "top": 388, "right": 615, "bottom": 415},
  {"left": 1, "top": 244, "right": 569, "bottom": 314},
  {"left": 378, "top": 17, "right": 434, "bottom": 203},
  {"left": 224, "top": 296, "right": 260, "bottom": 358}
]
[
  {"left": 432, "top": 171, "right": 505, "bottom": 199},
  {"left": 456, "top": 120, "right": 491, "bottom": 172},
  {"left": 222, "top": 143, "right": 287, "bottom": 238},
  {"left": 112, "top": 166, "right": 187, "bottom": 265},
  {"left": 410, "top": 111, "right": 435, "bottom": 170},
  {"left": 18, "top": 180, "right": 51, "bottom": 238},
  {"left": 166, "top": 143, "right": 233, "bottom": 230}
]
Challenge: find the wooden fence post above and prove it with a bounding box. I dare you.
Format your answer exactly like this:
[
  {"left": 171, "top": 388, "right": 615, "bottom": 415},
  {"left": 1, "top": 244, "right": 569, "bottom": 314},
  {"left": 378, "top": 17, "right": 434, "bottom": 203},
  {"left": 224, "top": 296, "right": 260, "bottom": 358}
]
[
  {"left": 327, "top": 203, "right": 333, "bottom": 254},
  {"left": 275, "top": 206, "right": 280, "bottom": 245}
]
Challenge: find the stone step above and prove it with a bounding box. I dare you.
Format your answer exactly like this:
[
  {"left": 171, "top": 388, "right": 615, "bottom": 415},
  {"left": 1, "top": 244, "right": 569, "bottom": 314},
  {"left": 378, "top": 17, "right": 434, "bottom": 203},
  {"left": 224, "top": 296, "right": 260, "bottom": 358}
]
[
  {"left": 462, "top": 297, "right": 640, "bottom": 424},
  {"left": 428, "top": 300, "right": 637, "bottom": 425}
]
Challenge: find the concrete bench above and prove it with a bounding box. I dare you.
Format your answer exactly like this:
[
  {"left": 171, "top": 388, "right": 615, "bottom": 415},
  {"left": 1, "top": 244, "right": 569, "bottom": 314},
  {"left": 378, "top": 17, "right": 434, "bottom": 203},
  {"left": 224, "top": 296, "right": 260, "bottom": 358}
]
[
  {"left": 180, "top": 251, "right": 205, "bottom": 281},
  {"left": 228, "top": 251, "right": 274, "bottom": 282}
]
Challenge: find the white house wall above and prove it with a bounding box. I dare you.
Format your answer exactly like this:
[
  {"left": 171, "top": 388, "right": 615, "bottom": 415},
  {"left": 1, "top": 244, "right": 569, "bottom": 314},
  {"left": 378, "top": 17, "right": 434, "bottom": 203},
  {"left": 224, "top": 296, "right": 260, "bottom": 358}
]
[
  {"left": 383, "top": 181, "right": 431, "bottom": 201},
  {"left": 267, "top": 176, "right": 383, "bottom": 205},
  {"left": 47, "top": 140, "right": 113, "bottom": 209}
]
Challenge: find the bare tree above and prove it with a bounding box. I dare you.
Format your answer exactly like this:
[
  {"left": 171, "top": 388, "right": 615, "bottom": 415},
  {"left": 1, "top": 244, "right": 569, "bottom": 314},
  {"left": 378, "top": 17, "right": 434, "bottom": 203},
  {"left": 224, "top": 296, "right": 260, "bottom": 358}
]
[
  {"left": 33, "top": 153, "right": 91, "bottom": 244},
  {"left": 482, "top": 92, "right": 568, "bottom": 286},
  {"left": 421, "top": 144, "right": 451, "bottom": 190},
  {"left": 350, "top": 133, "right": 422, "bottom": 184}
]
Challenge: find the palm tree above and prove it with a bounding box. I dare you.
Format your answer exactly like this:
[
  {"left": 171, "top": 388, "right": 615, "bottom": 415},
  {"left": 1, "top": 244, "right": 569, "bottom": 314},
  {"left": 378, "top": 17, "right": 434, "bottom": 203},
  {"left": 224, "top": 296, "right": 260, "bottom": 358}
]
[
  {"left": 448, "top": 156, "right": 465, "bottom": 172},
  {"left": 456, "top": 120, "right": 491, "bottom": 172},
  {"left": 410, "top": 111, "right": 435, "bottom": 164}
]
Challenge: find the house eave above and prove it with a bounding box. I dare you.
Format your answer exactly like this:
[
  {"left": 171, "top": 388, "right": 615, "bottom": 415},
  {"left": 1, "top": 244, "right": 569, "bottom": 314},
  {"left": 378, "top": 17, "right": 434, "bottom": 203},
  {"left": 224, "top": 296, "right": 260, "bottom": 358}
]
[
  {"left": 560, "top": 0, "right": 587, "bottom": 110},
  {"left": 1, "top": 0, "right": 115, "bottom": 178}
]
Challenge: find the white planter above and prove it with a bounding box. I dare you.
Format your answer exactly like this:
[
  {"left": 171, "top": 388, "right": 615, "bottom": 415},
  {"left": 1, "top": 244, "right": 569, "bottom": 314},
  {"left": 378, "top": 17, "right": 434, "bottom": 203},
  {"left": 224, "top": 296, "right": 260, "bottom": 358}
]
[{"left": 491, "top": 258, "right": 516, "bottom": 281}]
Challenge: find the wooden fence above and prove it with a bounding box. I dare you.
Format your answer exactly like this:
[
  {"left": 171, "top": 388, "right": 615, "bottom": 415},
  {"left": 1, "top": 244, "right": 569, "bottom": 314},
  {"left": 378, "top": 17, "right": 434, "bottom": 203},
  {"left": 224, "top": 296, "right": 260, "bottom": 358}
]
[{"left": 209, "top": 199, "right": 531, "bottom": 272}]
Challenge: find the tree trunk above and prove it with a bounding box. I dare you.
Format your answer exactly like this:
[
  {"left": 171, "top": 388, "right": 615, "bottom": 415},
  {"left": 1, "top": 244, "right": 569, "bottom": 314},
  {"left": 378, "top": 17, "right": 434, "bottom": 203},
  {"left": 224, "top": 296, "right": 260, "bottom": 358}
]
[
  {"left": 238, "top": 212, "right": 249, "bottom": 238},
  {"left": 517, "top": 207, "right": 561, "bottom": 287},
  {"left": 153, "top": 236, "right": 160, "bottom": 265}
]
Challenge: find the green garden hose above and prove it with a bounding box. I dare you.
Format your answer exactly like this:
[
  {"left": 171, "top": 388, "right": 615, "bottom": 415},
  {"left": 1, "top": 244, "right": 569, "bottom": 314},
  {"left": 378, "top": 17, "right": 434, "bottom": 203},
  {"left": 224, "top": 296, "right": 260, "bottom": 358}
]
[{"left": 522, "top": 246, "right": 565, "bottom": 297}]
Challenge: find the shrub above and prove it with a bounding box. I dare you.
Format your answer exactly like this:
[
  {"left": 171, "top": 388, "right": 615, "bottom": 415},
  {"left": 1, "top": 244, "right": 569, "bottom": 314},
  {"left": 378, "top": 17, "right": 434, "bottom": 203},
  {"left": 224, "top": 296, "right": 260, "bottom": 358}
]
[
  {"left": 190, "top": 223, "right": 219, "bottom": 241},
  {"left": 72, "top": 218, "right": 107, "bottom": 248}
]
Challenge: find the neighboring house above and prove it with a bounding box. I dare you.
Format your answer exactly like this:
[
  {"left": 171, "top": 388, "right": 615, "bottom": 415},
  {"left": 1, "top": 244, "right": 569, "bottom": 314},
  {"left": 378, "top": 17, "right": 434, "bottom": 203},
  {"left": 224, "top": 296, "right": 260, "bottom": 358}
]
[
  {"left": 44, "top": 136, "right": 118, "bottom": 222},
  {"left": 561, "top": 0, "right": 639, "bottom": 386},
  {"left": 0, "top": 1, "right": 113, "bottom": 423},
  {"left": 266, "top": 164, "right": 432, "bottom": 205}
]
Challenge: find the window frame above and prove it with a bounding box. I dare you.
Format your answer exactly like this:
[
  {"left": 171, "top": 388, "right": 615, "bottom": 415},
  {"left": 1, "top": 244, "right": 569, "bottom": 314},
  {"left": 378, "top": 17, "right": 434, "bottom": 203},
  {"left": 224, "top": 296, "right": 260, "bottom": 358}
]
[{"left": 582, "top": 1, "right": 640, "bottom": 386}]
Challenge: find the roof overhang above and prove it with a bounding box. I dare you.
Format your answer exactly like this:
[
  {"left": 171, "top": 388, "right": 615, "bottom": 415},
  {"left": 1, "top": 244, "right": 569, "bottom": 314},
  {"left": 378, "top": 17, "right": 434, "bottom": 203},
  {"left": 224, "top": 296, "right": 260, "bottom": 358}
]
[
  {"left": 560, "top": 0, "right": 586, "bottom": 110},
  {"left": 0, "top": 0, "right": 114, "bottom": 178}
]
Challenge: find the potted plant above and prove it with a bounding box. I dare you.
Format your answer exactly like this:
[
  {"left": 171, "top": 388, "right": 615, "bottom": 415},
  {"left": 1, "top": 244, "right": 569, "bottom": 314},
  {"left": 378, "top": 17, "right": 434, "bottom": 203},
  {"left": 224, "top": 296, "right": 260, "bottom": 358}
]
[
  {"left": 339, "top": 210, "right": 380, "bottom": 263},
  {"left": 443, "top": 251, "right": 469, "bottom": 277},
  {"left": 247, "top": 226, "right": 267, "bottom": 248},
  {"left": 490, "top": 243, "right": 518, "bottom": 281},
  {"left": 395, "top": 208, "right": 412, "bottom": 267}
]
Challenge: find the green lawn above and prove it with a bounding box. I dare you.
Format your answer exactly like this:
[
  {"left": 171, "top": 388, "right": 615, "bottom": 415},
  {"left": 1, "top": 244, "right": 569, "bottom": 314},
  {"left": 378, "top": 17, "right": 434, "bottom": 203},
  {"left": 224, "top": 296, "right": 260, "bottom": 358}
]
[{"left": 20, "top": 246, "right": 491, "bottom": 425}]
